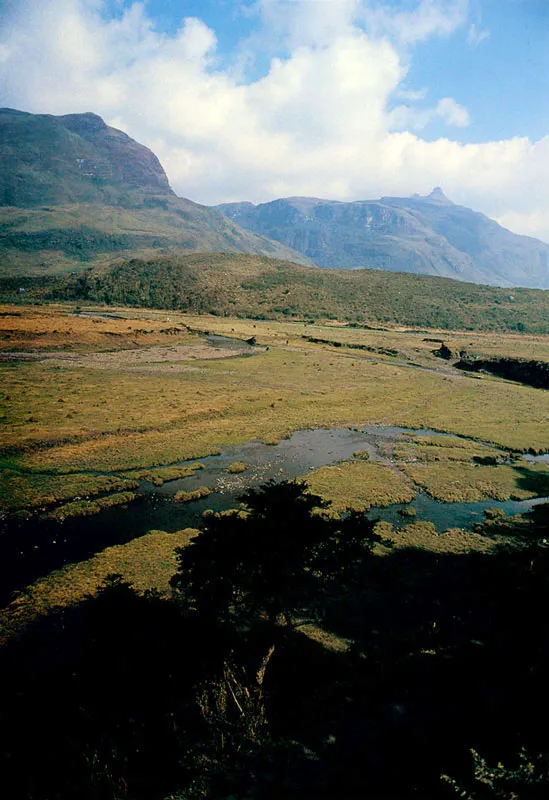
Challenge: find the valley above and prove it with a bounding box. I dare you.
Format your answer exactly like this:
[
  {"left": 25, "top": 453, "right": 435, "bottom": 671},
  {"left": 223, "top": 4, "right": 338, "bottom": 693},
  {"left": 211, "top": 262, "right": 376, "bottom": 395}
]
[
  {"left": 1, "top": 106, "right": 549, "bottom": 800},
  {"left": 1, "top": 301, "right": 548, "bottom": 640}
]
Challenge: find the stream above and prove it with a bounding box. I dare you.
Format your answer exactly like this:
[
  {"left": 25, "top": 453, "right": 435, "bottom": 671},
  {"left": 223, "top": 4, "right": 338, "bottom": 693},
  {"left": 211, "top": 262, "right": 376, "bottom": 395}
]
[{"left": 1, "top": 425, "right": 548, "bottom": 605}]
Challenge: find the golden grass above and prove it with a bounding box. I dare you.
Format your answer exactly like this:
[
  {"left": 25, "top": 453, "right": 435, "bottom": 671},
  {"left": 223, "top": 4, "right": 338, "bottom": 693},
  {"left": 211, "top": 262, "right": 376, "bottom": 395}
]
[
  {"left": 401, "top": 462, "right": 545, "bottom": 503},
  {"left": 0, "top": 303, "right": 197, "bottom": 352},
  {"left": 0, "top": 529, "right": 198, "bottom": 644},
  {"left": 0, "top": 470, "right": 138, "bottom": 513},
  {"left": 394, "top": 436, "right": 505, "bottom": 463},
  {"left": 122, "top": 462, "right": 205, "bottom": 486},
  {"left": 226, "top": 461, "right": 248, "bottom": 474},
  {"left": 174, "top": 486, "right": 211, "bottom": 503},
  {"left": 304, "top": 461, "right": 415, "bottom": 514},
  {"left": 374, "top": 520, "right": 507, "bottom": 554},
  {"left": 2, "top": 304, "right": 549, "bottom": 513},
  {"left": 41, "top": 491, "right": 137, "bottom": 521}
]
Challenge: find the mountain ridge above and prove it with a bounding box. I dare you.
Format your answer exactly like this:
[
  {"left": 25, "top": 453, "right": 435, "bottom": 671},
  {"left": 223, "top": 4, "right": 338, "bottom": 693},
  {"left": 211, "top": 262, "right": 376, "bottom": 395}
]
[
  {"left": 216, "top": 191, "right": 549, "bottom": 288},
  {"left": 0, "top": 108, "right": 312, "bottom": 273}
]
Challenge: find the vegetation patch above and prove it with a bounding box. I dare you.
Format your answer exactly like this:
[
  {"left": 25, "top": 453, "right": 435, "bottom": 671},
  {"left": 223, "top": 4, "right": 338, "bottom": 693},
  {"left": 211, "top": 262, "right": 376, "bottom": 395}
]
[
  {"left": 393, "top": 435, "right": 505, "bottom": 464},
  {"left": 174, "top": 486, "right": 211, "bottom": 503},
  {"left": 37, "top": 252, "right": 549, "bottom": 334},
  {"left": 0, "top": 528, "right": 197, "bottom": 643},
  {"left": 226, "top": 461, "right": 248, "bottom": 474},
  {"left": 41, "top": 491, "right": 137, "bottom": 520},
  {"left": 375, "top": 519, "right": 506, "bottom": 554},
  {"left": 123, "top": 463, "right": 204, "bottom": 486},
  {"left": 304, "top": 461, "right": 415, "bottom": 514},
  {"left": 0, "top": 468, "right": 138, "bottom": 514},
  {"left": 401, "top": 461, "right": 548, "bottom": 503}
]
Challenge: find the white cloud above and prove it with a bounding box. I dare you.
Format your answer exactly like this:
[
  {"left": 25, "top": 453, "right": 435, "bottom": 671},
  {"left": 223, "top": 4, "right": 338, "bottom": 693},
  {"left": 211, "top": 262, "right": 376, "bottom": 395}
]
[
  {"left": 360, "top": 0, "right": 468, "bottom": 45},
  {"left": 467, "top": 22, "right": 490, "bottom": 48},
  {"left": 0, "top": 0, "right": 548, "bottom": 242},
  {"left": 436, "top": 97, "right": 470, "bottom": 127}
]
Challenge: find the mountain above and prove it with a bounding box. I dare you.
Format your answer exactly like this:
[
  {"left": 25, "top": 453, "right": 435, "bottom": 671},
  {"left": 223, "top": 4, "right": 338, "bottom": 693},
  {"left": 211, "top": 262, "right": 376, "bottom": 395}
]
[
  {"left": 216, "top": 189, "right": 549, "bottom": 289},
  {"left": 0, "top": 109, "right": 311, "bottom": 274}
]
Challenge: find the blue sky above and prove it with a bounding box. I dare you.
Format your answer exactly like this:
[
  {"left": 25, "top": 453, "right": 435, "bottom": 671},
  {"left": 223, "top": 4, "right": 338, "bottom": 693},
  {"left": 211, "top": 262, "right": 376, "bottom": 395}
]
[
  {"left": 111, "top": 0, "right": 549, "bottom": 143},
  {"left": 0, "top": 0, "right": 548, "bottom": 240}
]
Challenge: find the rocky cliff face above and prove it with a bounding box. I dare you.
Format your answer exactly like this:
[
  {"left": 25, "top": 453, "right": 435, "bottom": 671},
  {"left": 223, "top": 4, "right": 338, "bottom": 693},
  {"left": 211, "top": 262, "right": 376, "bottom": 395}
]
[{"left": 217, "top": 191, "right": 549, "bottom": 289}]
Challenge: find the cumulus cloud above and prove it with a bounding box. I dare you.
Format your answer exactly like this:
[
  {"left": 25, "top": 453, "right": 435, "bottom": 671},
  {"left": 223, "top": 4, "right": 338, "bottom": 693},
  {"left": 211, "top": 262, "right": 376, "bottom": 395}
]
[
  {"left": 0, "top": 0, "right": 548, "bottom": 241},
  {"left": 436, "top": 97, "right": 470, "bottom": 127}
]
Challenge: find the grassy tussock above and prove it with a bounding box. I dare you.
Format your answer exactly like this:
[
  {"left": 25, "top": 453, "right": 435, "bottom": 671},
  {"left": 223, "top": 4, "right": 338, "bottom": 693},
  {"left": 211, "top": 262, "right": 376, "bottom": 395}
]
[
  {"left": 41, "top": 491, "right": 137, "bottom": 520},
  {"left": 122, "top": 462, "right": 205, "bottom": 486},
  {"left": 226, "top": 461, "right": 248, "bottom": 474},
  {"left": 174, "top": 486, "right": 211, "bottom": 503},
  {"left": 394, "top": 436, "right": 505, "bottom": 463},
  {"left": 374, "top": 520, "right": 506, "bottom": 554},
  {"left": 304, "top": 461, "right": 415, "bottom": 514},
  {"left": 0, "top": 469, "right": 138, "bottom": 513}
]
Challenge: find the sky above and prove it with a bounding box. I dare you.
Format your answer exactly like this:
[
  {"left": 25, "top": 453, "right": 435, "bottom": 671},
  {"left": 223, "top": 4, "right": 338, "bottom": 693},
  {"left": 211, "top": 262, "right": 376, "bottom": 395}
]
[{"left": 0, "top": 0, "right": 548, "bottom": 241}]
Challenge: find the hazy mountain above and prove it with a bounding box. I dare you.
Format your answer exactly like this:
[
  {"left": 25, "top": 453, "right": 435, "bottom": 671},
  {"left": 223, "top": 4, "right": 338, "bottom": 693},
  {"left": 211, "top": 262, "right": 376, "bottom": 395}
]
[
  {"left": 0, "top": 109, "right": 311, "bottom": 274},
  {"left": 216, "top": 189, "right": 549, "bottom": 289}
]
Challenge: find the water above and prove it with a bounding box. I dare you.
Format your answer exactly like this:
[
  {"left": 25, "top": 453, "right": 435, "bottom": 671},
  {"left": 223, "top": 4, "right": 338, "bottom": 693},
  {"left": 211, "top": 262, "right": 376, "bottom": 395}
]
[{"left": 1, "top": 425, "right": 547, "bottom": 604}]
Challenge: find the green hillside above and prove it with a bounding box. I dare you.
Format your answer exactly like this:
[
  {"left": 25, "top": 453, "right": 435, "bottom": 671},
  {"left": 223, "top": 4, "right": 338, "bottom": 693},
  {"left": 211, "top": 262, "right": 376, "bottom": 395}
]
[
  {"left": 23, "top": 253, "right": 549, "bottom": 333},
  {"left": 0, "top": 109, "right": 311, "bottom": 273}
]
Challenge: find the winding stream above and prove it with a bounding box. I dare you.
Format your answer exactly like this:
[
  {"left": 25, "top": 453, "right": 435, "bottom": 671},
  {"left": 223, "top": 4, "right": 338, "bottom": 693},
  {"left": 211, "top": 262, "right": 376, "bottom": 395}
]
[{"left": 1, "top": 425, "right": 548, "bottom": 605}]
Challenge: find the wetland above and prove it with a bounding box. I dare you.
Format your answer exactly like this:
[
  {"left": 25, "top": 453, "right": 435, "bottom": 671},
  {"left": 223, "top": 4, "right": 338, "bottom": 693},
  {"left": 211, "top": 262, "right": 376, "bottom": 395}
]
[{"left": 1, "top": 303, "right": 548, "bottom": 635}]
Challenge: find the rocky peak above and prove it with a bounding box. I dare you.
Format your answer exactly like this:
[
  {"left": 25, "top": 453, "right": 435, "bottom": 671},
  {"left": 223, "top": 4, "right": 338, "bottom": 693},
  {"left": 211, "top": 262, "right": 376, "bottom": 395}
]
[{"left": 424, "top": 187, "right": 454, "bottom": 205}]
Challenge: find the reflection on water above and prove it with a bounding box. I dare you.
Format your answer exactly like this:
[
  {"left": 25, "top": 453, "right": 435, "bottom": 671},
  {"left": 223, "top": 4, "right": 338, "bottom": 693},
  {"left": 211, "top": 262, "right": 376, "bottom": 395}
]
[{"left": 1, "top": 425, "right": 547, "bottom": 604}]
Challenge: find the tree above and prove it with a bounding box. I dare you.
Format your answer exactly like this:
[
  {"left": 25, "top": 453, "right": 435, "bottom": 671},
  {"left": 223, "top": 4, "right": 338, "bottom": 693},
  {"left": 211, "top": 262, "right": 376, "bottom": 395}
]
[{"left": 171, "top": 480, "right": 383, "bottom": 627}]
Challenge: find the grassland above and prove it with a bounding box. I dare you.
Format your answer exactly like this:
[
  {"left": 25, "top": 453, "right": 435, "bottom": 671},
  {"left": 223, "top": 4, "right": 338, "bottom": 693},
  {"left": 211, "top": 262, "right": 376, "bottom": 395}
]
[
  {"left": 0, "top": 528, "right": 197, "bottom": 644},
  {"left": 1, "top": 303, "right": 548, "bottom": 520}
]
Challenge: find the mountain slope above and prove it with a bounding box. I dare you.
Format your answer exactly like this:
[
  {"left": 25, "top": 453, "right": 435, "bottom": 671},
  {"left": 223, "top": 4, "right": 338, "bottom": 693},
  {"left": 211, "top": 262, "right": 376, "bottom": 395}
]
[
  {"left": 216, "top": 189, "right": 549, "bottom": 289},
  {"left": 0, "top": 109, "right": 311, "bottom": 274}
]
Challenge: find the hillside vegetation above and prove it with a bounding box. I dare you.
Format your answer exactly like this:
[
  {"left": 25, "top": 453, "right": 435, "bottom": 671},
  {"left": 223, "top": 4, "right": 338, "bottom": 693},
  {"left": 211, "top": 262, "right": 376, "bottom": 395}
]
[
  {"left": 0, "top": 109, "right": 310, "bottom": 273},
  {"left": 29, "top": 252, "right": 549, "bottom": 333}
]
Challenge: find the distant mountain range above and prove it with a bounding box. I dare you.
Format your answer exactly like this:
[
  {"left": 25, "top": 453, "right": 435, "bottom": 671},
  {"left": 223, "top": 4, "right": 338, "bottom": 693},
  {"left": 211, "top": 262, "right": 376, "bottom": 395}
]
[
  {"left": 0, "top": 108, "right": 310, "bottom": 274},
  {"left": 2, "top": 108, "right": 548, "bottom": 290},
  {"left": 217, "top": 189, "right": 549, "bottom": 289}
]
